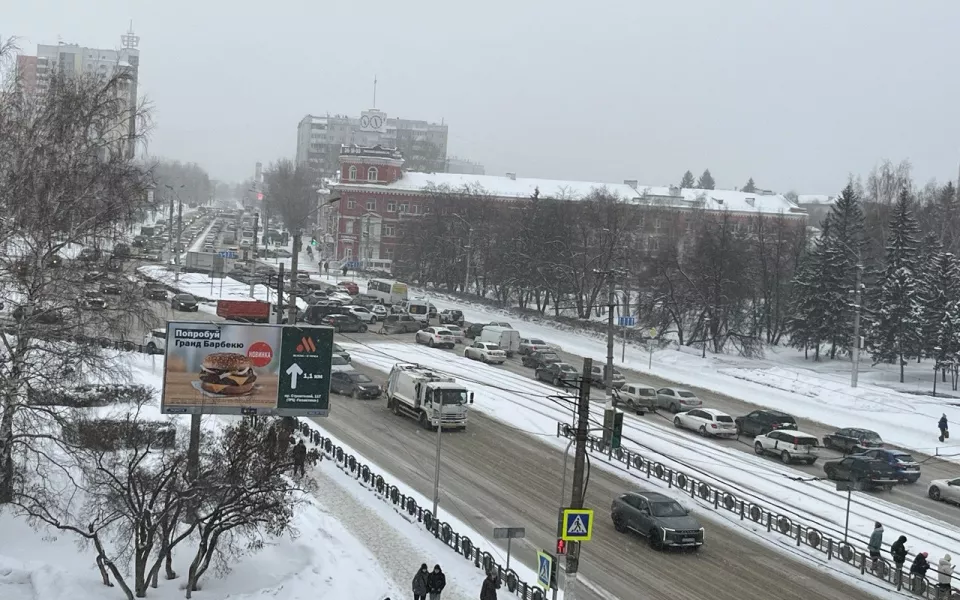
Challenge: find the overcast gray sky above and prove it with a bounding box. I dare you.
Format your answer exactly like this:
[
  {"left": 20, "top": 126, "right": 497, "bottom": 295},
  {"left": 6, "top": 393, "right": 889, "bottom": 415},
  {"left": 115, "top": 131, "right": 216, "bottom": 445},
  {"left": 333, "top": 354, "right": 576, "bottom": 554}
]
[{"left": 7, "top": 0, "right": 960, "bottom": 193}]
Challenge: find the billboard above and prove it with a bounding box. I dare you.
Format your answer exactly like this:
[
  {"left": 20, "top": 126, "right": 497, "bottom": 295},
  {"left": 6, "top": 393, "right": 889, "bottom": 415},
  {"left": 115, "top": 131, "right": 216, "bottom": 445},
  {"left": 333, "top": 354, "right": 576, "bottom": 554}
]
[{"left": 160, "top": 322, "right": 334, "bottom": 417}]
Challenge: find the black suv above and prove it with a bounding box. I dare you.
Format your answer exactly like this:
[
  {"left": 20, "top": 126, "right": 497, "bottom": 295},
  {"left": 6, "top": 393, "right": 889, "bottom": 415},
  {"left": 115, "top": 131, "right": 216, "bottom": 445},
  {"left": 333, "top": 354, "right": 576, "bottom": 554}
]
[
  {"left": 823, "top": 456, "right": 899, "bottom": 491},
  {"left": 611, "top": 491, "right": 704, "bottom": 550},
  {"left": 144, "top": 284, "right": 167, "bottom": 300},
  {"left": 320, "top": 313, "right": 368, "bottom": 333},
  {"left": 330, "top": 371, "right": 381, "bottom": 399},
  {"left": 382, "top": 314, "right": 424, "bottom": 334},
  {"left": 822, "top": 428, "right": 884, "bottom": 454},
  {"left": 735, "top": 410, "right": 798, "bottom": 437},
  {"left": 464, "top": 322, "right": 490, "bottom": 339},
  {"left": 521, "top": 350, "right": 562, "bottom": 369},
  {"left": 304, "top": 304, "right": 345, "bottom": 324},
  {"left": 171, "top": 294, "right": 199, "bottom": 312}
]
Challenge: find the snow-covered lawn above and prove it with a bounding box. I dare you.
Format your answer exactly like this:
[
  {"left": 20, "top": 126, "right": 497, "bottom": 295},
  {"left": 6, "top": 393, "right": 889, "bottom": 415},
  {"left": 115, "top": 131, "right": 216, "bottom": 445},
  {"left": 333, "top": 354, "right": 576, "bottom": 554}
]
[
  {"left": 137, "top": 265, "right": 306, "bottom": 309},
  {"left": 341, "top": 341, "right": 960, "bottom": 580}
]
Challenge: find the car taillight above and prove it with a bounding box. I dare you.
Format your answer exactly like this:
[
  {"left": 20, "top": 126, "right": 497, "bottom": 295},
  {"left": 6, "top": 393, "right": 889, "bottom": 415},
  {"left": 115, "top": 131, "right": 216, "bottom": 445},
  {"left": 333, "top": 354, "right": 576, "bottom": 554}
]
[
  {"left": 772, "top": 424, "right": 781, "bottom": 429},
  {"left": 710, "top": 424, "right": 717, "bottom": 429}
]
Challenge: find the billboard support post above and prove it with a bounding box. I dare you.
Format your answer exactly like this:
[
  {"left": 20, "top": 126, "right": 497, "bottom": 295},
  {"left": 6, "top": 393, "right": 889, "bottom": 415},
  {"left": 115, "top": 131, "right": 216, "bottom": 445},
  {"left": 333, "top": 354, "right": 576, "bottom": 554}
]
[{"left": 187, "top": 414, "right": 201, "bottom": 480}]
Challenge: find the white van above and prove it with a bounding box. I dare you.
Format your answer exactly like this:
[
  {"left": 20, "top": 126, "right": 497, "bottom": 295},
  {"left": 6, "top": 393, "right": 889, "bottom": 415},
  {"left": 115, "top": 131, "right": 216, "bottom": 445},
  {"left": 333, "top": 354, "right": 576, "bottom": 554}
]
[
  {"left": 479, "top": 326, "right": 521, "bottom": 357},
  {"left": 403, "top": 299, "right": 432, "bottom": 323}
]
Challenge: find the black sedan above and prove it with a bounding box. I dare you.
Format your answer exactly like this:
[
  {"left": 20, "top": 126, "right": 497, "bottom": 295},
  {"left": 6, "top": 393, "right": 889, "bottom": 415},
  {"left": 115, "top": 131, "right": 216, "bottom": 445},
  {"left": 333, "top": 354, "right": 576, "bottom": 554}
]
[
  {"left": 320, "top": 314, "right": 368, "bottom": 333},
  {"left": 171, "top": 293, "right": 199, "bottom": 312},
  {"left": 99, "top": 281, "right": 122, "bottom": 295},
  {"left": 330, "top": 371, "right": 382, "bottom": 399},
  {"left": 521, "top": 350, "right": 562, "bottom": 369},
  {"left": 822, "top": 428, "right": 883, "bottom": 454},
  {"left": 144, "top": 284, "right": 167, "bottom": 300}
]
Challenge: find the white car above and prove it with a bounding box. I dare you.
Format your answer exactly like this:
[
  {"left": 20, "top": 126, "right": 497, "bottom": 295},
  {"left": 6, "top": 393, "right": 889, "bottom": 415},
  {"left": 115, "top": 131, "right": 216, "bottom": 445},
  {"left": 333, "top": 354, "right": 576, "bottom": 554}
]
[
  {"left": 415, "top": 327, "right": 456, "bottom": 349},
  {"left": 143, "top": 329, "right": 166, "bottom": 354},
  {"left": 239, "top": 239, "right": 251, "bottom": 247},
  {"left": 753, "top": 430, "right": 820, "bottom": 465},
  {"left": 370, "top": 304, "right": 388, "bottom": 320},
  {"left": 345, "top": 305, "right": 376, "bottom": 323},
  {"left": 464, "top": 341, "right": 506, "bottom": 364},
  {"left": 330, "top": 355, "right": 353, "bottom": 372},
  {"left": 928, "top": 477, "right": 960, "bottom": 503},
  {"left": 445, "top": 325, "right": 465, "bottom": 344},
  {"left": 329, "top": 292, "right": 353, "bottom": 304},
  {"left": 673, "top": 408, "right": 737, "bottom": 438},
  {"left": 656, "top": 387, "right": 703, "bottom": 413}
]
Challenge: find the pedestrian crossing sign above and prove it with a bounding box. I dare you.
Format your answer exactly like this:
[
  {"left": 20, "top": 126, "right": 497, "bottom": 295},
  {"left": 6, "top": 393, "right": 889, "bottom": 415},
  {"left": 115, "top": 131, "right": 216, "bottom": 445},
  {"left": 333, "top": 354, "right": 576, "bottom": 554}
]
[
  {"left": 561, "top": 508, "right": 594, "bottom": 541},
  {"left": 536, "top": 551, "right": 552, "bottom": 588}
]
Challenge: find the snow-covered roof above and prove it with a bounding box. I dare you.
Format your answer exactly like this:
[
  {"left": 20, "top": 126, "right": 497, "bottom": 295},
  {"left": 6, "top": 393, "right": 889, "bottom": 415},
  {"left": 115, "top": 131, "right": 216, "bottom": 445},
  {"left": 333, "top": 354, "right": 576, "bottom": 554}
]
[
  {"left": 797, "top": 194, "right": 836, "bottom": 205},
  {"left": 333, "top": 172, "right": 804, "bottom": 215}
]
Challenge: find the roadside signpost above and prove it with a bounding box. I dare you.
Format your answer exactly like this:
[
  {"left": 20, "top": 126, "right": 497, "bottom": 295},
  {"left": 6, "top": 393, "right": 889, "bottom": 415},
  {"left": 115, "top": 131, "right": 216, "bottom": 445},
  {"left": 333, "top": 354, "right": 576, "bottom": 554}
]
[
  {"left": 536, "top": 550, "right": 556, "bottom": 589},
  {"left": 560, "top": 508, "right": 594, "bottom": 542},
  {"left": 493, "top": 527, "right": 525, "bottom": 570},
  {"left": 617, "top": 316, "right": 636, "bottom": 362}
]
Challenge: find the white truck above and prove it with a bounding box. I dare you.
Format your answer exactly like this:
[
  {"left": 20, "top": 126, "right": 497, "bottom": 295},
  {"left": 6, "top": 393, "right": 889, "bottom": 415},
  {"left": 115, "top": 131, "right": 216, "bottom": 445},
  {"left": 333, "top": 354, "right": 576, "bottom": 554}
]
[
  {"left": 386, "top": 363, "right": 473, "bottom": 430},
  {"left": 479, "top": 326, "right": 521, "bottom": 357}
]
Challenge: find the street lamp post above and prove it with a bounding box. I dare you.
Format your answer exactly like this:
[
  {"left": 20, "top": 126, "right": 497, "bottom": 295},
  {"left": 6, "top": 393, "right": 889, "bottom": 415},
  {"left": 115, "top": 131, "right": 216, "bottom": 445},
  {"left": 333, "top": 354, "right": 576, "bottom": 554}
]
[
  {"left": 165, "top": 184, "right": 185, "bottom": 282},
  {"left": 702, "top": 317, "right": 711, "bottom": 359},
  {"left": 452, "top": 214, "right": 473, "bottom": 294},
  {"left": 851, "top": 262, "right": 864, "bottom": 388}
]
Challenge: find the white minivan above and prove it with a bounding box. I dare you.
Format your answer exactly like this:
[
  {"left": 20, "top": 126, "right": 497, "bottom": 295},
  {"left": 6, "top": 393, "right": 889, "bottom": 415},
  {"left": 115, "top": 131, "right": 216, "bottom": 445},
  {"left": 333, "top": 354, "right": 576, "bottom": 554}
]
[
  {"left": 479, "top": 326, "right": 521, "bottom": 357},
  {"left": 402, "top": 299, "right": 432, "bottom": 323}
]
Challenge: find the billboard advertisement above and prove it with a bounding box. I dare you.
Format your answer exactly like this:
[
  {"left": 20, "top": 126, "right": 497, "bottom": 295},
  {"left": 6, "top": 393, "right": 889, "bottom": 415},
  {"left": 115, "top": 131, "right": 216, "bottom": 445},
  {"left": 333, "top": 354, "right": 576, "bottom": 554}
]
[{"left": 160, "top": 322, "right": 333, "bottom": 417}]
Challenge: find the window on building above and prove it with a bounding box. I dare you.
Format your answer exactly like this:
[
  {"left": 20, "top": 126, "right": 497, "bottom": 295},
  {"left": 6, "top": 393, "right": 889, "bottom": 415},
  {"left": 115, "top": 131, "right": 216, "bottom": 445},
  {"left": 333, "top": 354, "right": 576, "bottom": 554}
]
[
  {"left": 384, "top": 225, "right": 396, "bottom": 237},
  {"left": 654, "top": 218, "right": 662, "bottom": 231},
  {"left": 412, "top": 204, "right": 420, "bottom": 214},
  {"left": 424, "top": 205, "right": 432, "bottom": 214},
  {"left": 344, "top": 248, "right": 353, "bottom": 259},
  {"left": 367, "top": 167, "right": 378, "bottom": 182},
  {"left": 652, "top": 238, "right": 661, "bottom": 251},
  {"left": 347, "top": 199, "right": 355, "bottom": 209},
  {"left": 387, "top": 202, "right": 396, "bottom": 212},
  {"left": 399, "top": 203, "right": 408, "bottom": 213},
  {"left": 348, "top": 166, "right": 357, "bottom": 181},
  {"left": 345, "top": 220, "right": 354, "bottom": 234},
  {"left": 366, "top": 199, "right": 376, "bottom": 211},
  {"left": 385, "top": 248, "right": 394, "bottom": 260}
]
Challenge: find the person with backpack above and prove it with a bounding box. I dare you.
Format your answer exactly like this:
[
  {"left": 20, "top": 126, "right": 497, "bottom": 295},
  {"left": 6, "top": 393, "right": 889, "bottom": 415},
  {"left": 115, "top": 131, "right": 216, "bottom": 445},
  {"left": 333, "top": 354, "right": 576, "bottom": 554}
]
[
  {"left": 939, "top": 414, "right": 949, "bottom": 443},
  {"left": 292, "top": 439, "right": 307, "bottom": 477},
  {"left": 911, "top": 552, "right": 931, "bottom": 592},
  {"left": 412, "top": 563, "right": 429, "bottom": 600},
  {"left": 938, "top": 554, "right": 954, "bottom": 596},
  {"left": 427, "top": 564, "right": 446, "bottom": 600},
  {"left": 480, "top": 569, "right": 500, "bottom": 600}
]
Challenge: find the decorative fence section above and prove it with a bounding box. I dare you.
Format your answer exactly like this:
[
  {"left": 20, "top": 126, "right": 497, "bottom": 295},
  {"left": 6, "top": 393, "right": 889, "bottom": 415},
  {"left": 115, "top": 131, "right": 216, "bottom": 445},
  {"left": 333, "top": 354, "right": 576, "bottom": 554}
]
[
  {"left": 557, "top": 422, "right": 953, "bottom": 599},
  {"left": 293, "top": 420, "right": 546, "bottom": 600}
]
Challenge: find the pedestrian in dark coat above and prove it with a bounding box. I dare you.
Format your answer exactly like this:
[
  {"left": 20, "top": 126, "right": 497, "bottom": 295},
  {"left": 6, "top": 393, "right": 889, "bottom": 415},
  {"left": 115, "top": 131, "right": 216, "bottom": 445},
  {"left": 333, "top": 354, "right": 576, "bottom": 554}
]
[
  {"left": 292, "top": 439, "right": 307, "bottom": 477},
  {"left": 939, "top": 414, "right": 949, "bottom": 442},
  {"left": 480, "top": 569, "right": 499, "bottom": 600},
  {"left": 867, "top": 522, "right": 883, "bottom": 569},
  {"left": 427, "top": 564, "right": 446, "bottom": 600},
  {"left": 911, "top": 552, "right": 931, "bottom": 592},
  {"left": 412, "top": 563, "right": 429, "bottom": 600},
  {"left": 890, "top": 535, "right": 908, "bottom": 571}
]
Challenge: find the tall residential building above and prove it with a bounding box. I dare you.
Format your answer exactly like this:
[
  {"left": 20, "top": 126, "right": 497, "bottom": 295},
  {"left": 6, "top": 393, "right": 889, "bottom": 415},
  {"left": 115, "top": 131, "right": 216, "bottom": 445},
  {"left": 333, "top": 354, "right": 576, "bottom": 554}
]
[
  {"left": 17, "top": 26, "right": 141, "bottom": 157},
  {"left": 445, "top": 156, "right": 485, "bottom": 175},
  {"left": 296, "top": 109, "right": 448, "bottom": 179}
]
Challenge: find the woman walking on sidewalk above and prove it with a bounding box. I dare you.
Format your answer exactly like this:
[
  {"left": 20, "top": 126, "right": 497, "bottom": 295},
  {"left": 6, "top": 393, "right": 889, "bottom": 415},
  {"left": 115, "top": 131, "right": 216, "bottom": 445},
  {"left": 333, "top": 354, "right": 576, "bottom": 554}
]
[
  {"left": 427, "top": 564, "right": 446, "bottom": 600},
  {"left": 412, "top": 563, "right": 429, "bottom": 600}
]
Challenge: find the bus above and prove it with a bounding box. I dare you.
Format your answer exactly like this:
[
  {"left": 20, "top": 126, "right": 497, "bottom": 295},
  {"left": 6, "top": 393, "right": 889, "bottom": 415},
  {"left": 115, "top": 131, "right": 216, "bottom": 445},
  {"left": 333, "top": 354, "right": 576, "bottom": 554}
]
[{"left": 367, "top": 279, "right": 409, "bottom": 305}]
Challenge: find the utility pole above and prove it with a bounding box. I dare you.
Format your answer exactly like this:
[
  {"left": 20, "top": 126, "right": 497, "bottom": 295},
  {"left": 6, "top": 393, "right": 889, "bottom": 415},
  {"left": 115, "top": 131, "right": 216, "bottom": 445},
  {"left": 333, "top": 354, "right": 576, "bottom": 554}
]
[
  {"left": 851, "top": 262, "right": 863, "bottom": 388},
  {"left": 604, "top": 275, "right": 616, "bottom": 391},
  {"left": 275, "top": 263, "right": 285, "bottom": 325},
  {"left": 175, "top": 195, "right": 183, "bottom": 282},
  {"left": 432, "top": 420, "right": 442, "bottom": 519},
  {"left": 565, "top": 357, "right": 592, "bottom": 600},
  {"left": 464, "top": 227, "right": 473, "bottom": 294},
  {"left": 289, "top": 232, "right": 300, "bottom": 324},
  {"left": 249, "top": 212, "right": 259, "bottom": 298}
]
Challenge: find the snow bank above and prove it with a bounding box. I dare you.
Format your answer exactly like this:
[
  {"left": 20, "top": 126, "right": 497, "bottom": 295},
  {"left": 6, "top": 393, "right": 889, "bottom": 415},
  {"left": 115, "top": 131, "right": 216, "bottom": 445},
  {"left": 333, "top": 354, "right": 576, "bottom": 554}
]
[{"left": 137, "top": 265, "right": 307, "bottom": 309}]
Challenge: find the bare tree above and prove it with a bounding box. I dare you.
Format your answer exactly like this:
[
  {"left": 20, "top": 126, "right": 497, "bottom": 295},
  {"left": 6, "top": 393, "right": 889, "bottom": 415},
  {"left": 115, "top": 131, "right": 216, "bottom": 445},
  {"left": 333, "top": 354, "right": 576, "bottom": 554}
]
[
  {"left": 0, "top": 50, "right": 157, "bottom": 502},
  {"left": 264, "top": 159, "right": 317, "bottom": 322}
]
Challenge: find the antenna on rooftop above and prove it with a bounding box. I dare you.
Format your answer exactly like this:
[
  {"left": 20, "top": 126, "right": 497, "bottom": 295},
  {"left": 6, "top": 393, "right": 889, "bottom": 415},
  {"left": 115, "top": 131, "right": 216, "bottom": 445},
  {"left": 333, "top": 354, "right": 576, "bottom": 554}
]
[
  {"left": 121, "top": 20, "right": 140, "bottom": 49},
  {"left": 373, "top": 75, "right": 378, "bottom": 108}
]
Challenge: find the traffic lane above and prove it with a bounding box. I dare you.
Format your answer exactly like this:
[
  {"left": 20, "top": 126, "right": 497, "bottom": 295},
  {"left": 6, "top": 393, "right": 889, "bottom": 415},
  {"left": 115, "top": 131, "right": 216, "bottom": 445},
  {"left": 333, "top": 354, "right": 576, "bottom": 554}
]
[
  {"left": 342, "top": 331, "right": 960, "bottom": 528},
  {"left": 321, "top": 358, "right": 878, "bottom": 600}
]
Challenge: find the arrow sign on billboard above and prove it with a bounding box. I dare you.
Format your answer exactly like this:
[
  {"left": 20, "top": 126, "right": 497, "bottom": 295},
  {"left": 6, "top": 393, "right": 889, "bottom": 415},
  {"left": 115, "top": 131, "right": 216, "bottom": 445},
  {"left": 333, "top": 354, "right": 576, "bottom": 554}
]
[{"left": 285, "top": 363, "right": 303, "bottom": 389}]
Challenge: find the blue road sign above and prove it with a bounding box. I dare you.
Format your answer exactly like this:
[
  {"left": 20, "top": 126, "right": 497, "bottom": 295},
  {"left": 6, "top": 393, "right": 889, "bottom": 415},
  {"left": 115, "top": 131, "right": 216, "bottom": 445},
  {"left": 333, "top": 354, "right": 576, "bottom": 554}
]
[
  {"left": 218, "top": 251, "right": 238, "bottom": 259},
  {"left": 536, "top": 551, "right": 552, "bottom": 588},
  {"left": 617, "top": 316, "right": 636, "bottom": 327},
  {"left": 561, "top": 508, "right": 594, "bottom": 541}
]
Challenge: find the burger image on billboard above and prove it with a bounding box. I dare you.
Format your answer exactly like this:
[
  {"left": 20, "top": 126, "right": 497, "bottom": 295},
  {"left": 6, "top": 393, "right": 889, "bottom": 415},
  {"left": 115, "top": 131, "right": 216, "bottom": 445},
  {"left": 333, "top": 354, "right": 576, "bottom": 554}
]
[
  {"left": 161, "top": 322, "right": 282, "bottom": 415},
  {"left": 198, "top": 352, "right": 258, "bottom": 396}
]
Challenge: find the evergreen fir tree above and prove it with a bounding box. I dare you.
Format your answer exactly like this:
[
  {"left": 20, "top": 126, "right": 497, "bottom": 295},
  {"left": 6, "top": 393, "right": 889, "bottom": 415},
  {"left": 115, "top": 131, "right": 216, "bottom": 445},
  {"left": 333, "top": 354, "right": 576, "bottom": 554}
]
[
  {"left": 820, "top": 183, "right": 866, "bottom": 358},
  {"left": 697, "top": 169, "right": 715, "bottom": 190},
  {"left": 870, "top": 189, "right": 923, "bottom": 382},
  {"left": 934, "top": 299, "right": 960, "bottom": 389},
  {"left": 742, "top": 178, "right": 756, "bottom": 193},
  {"left": 680, "top": 170, "right": 696, "bottom": 189},
  {"left": 920, "top": 244, "right": 956, "bottom": 358},
  {"left": 787, "top": 222, "right": 845, "bottom": 360}
]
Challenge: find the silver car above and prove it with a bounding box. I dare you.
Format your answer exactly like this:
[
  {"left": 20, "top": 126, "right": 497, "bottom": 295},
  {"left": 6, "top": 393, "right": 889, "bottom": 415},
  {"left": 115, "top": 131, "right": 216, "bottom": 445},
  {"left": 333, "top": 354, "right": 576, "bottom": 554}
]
[{"left": 656, "top": 387, "right": 702, "bottom": 413}]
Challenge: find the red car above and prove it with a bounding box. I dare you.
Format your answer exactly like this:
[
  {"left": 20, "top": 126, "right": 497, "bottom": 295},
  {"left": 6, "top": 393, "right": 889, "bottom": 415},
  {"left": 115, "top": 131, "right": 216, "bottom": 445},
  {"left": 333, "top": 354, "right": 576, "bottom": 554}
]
[{"left": 338, "top": 281, "right": 359, "bottom": 295}]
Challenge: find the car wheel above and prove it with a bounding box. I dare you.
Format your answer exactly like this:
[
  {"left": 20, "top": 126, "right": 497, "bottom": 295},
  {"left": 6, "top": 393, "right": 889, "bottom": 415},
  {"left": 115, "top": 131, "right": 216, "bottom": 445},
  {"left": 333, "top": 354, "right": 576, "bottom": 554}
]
[
  {"left": 806, "top": 458, "right": 817, "bottom": 465},
  {"left": 335, "top": 326, "right": 341, "bottom": 333},
  {"left": 673, "top": 416, "right": 682, "bottom": 428},
  {"left": 929, "top": 486, "right": 941, "bottom": 501},
  {"left": 780, "top": 451, "right": 791, "bottom": 464},
  {"left": 553, "top": 377, "right": 560, "bottom": 386},
  {"left": 351, "top": 389, "right": 359, "bottom": 399},
  {"left": 698, "top": 426, "right": 708, "bottom": 437},
  {"left": 735, "top": 423, "right": 742, "bottom": 436},
  {"left": 481, "top": 355, "right": 487, "bottom": 363},
  {"left": 418, "top": 411, "right": 429, "bottom": 429},
  {"left": 754, "top": 443, "right": 765, "bottom": 455},
  {"left": 613, "top": 514, "right": 627, "bottom": 533},
  {"left": 390, "top": 398, "right": 400, "bottom": 415},
  {"left": 648, "top": 529, "right": 663, "bottom": 550},
  {"left": 823, "top": 438, "right": 833, "bottom": 451},
  {"left": 824, "top": 468, "right": 835, "bottom": 480},
  {"left": 428, "top": 339, "right": 434, "bottom": 347},
  {"left": 147, "top": 342, "right": 156, "bottom": 352},
  {"left": 359, "top": 325, "right": 367, "bottom": 333},
  {"left": 670, "top": 403, "right": 679, "bottom": 413}
]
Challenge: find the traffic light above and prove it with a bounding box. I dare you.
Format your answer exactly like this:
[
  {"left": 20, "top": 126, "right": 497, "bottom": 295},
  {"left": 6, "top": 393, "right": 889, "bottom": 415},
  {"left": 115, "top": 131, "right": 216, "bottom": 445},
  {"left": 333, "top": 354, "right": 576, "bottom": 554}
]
[
  {"left": 311, "top": 238, "right": 317, "bottom": 246},
  {"left": 556, "top": 538, "right": 566, "bottom": 555}
]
